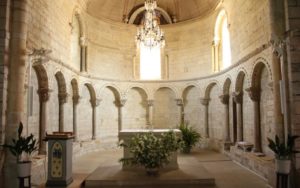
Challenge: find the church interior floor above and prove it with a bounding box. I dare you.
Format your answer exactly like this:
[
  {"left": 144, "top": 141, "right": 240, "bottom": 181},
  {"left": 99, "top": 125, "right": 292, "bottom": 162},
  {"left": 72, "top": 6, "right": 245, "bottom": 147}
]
[{"left": 35, "top": 148, "right": 268, "bottom": 188}]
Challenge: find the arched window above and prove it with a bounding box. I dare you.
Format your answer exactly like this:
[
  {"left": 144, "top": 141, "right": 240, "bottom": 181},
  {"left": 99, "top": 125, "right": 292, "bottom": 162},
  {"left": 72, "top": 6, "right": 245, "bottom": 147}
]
[
  {"left": 212, "top": 10, "right": 232, "bottom": 72},
  {"left": 140, "top": 44, "right": 162, "bottom": 80}
]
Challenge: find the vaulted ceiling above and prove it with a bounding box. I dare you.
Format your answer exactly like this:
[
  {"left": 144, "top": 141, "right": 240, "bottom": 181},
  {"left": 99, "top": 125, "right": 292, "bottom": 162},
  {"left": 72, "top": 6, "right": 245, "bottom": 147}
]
[{"left": 87, "top": 0, "right": 221, "bottom": 24}]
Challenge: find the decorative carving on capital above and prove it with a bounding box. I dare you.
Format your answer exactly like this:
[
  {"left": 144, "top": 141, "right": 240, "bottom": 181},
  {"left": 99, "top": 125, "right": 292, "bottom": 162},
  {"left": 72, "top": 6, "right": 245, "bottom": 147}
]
[
  {"left": 72, "top": 95, "right": 80, "bottom": 104},
  {"left": 270, "top": 35, "right": 286, "bottom": 57},
  {"left": 176, "top": 99, "right": 183, "bottom": 106},
  {"left": 80, "top": 37, "right": 88, "bottom": 47},
  {"left": 245, "top": 87, "right": 260, "bottom": 102},
  {"left": 120, "top": 99, "right": 127, "bottom": 107},
  {"left": 232, "top": 92, "right": 243, "bottom": 104},
  {"left": 200, "top": 98, "right": 210, "bottom": 106},
  {"left": 219, "top": 94, "right": 229, "bottom": 105},
  {"left": 147, "top": 99, "right": 154, "bottom": 107},
  {"left": 91, "top": 98, "right": 101, "bottom": 107},
  {"left": 38, "top": 88, "right": 49, "bottom": 102},
  {"left": 212, "top": 39, "right": 220, "bottom": 47},
  {"left": 58, "top": 92, "right": 67, "bottom": 104}
]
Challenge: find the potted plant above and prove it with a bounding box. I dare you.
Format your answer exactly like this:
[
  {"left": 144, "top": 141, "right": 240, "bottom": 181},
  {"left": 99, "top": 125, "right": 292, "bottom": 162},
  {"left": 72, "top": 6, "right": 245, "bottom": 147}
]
[
  {"left": 1, "top": 122, "right": 38, "bottom": 177},
  {"left": 178, "top": 122, "right": 201, "bottom": 153},
  {"left": 267, "top": 134, "right": 299, "bottom": 174},
  {"left": 119, "top": 131, "right": 180, "bottom": 175}
]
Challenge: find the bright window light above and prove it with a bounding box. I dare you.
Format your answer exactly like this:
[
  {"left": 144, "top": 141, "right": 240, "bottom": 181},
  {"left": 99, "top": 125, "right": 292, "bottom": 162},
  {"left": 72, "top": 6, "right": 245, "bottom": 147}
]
[
  {"left": 140, "top": 44, "right": 161, "bottom": 80},
  {"left": 222, "top": 18, "right": 231, "bottom": 69}
]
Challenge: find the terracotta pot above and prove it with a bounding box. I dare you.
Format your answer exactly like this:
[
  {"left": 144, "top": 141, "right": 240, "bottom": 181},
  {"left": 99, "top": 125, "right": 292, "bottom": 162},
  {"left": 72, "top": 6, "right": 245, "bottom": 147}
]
[
  {"left": 275, "top": 159, "right": 291, "bottom": 174},
  {"left": 17, "top": 161, "right": 32, "bottom": 177}
]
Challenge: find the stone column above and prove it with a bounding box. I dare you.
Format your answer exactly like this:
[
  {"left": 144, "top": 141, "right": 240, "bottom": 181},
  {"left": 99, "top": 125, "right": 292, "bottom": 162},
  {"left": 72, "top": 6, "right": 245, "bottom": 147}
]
[
  {"left": 176, "top": 99, "right": 184, "bottom": 125},
  {"left": 118, "top": 99, "right": 127, "bottom": 132},
  {"left": 200, "top": 98, "right": 210, "bottom": 138},
  {"left": 219, "top": 94, "right": 230, "bottom": 142},
  {"left": 80, "top": 37, "right": 88, "bottom": 72},
  {"left": 5, "top": 0, "right": 29, "bottom": 186},
  {"left": 91, "top": 99, "right": 100, "bottom": 140},
  {"left": 246, "top": 87, "right": 261, "bottom": 152},
  {"left": 147, "top": 100, "right": 154, "bottom": 128},
  {"left": 72, "top": 95, "right": 80, "bottom": 141},
  {"left": 37, "top": 88, "right": 49, "bottom": 154},
  {"left": 58, "top": 93, "right": 67, "bottom": 132},
  {"left": 232, "top": 92, "right": 244, "bottom": 142}
]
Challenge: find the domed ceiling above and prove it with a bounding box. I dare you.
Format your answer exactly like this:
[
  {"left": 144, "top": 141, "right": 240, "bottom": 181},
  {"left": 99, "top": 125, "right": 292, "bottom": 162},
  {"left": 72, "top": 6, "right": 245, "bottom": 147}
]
[{"left": 87, "top": 0, "right": 221, "bottom": 24}]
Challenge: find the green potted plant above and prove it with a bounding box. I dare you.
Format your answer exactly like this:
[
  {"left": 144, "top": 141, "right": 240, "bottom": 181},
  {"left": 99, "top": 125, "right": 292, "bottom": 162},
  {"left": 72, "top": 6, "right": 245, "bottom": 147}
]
[
  {"left": 1, "top": 122, "right": 38, "bottom": 177},
  {"left": 178, "top": 122, "right": 201, "bottom": 153},
  {"left": 119, "top": 131, "right": 180, "bottom": 175},
  {"left": 267, "top": 134, "right": 299, "bottom": 174}
]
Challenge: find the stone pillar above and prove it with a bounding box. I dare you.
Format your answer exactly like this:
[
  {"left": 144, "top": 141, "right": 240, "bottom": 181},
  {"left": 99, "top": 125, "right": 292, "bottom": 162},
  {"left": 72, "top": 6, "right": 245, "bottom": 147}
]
[
  {"left": 246, "top": 87, "right": 261, "bottom": 152},
  {"left": 58, "top": 93, "right": 67, "bottom": 132},
  {"left": 5, "top": 0, "right": 29, "bottom": 186},
  {"left": 219, "top": 94, "right": 230, "bottom": 142},
  {"left": 91, "top": 99, "right": 100, "bottom": 140},
  {"left": 80, "top": 37, "right": 88, "bottom": 72},
  {"left": 232, "top": 92, "right": 244, "bottom": 142},
  {"left": 72, "top": 95, "right": 80, "bottom": 141},
  {"left": 200, "top": 98, "right": 210, "bottom": 138},
  {"left": 147, "top": 100, "right": 154, "bottom": 128},
  {"left": 176, "top": 99, "right": 184, "bottom": 125},
  {"left": 118, "top": 99, "right": 127, "bottom": 132},
  {"left": 37, "top": 88, "right": 49, "bottom": 154}
]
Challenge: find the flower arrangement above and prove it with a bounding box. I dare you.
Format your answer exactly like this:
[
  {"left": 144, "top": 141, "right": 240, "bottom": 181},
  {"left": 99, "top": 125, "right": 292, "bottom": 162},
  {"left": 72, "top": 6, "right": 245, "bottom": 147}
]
[
  {"left": 178, "top": 122, "right": 201, "bottom": 153},
  {"left": 119, "top": 131, "right": 180, "bottom": 174}
]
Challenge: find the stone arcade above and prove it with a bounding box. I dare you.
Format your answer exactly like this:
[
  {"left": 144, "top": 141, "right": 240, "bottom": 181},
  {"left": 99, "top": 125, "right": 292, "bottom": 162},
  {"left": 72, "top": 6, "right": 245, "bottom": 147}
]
[{"left": 0, "top": 0, "right": 300, "bottom": 187}]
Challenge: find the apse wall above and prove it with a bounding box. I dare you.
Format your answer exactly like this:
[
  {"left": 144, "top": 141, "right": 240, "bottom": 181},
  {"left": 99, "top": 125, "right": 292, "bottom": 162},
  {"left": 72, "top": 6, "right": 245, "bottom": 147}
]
[{"left": 16, "top": 0, "right": 281, "bottom": 184}]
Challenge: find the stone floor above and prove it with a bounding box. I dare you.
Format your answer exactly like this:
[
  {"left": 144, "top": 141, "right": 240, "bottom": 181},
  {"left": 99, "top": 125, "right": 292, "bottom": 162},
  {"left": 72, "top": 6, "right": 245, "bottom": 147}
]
[
  {"left": 46, "top": 149, "right": 269, "bottom": 188},
  {"left": 2, "top": 149, "right": 269, "bottom": 188}
]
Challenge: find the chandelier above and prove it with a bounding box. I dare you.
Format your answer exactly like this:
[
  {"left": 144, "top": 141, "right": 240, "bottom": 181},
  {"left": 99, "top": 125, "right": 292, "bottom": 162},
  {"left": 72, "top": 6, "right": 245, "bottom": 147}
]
[{"left": 135, "top": 0, "right": 165, "bottom": 48}]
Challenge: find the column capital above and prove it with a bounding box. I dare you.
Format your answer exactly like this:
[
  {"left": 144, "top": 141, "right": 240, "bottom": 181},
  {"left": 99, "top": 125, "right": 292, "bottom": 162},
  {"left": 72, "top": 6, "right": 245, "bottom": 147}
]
[
  {"left": 200, "top": 98, "right": 210, "bottom": 106},
  {"left": 58, "top": 92, "right": 67, "bottom": 104},
  {"left": 147, "top": 99, "right": 154, "bottom": 106},
  {"left": 91, "top": 98, "right": 101, "bottom": 107},
  {"left": 72, "top": 95, "right": 80, "bottom": 104},
  {"left": 270, "top": 35, "right": 286, "bottom": 57},
  {"left": 219, "top": 94, "right": 229, "bottom": 105},
  {"left": 117, "top": 99, "right": 127, "bottom": 107},
  {"left": 232, "top": 91, "right": 243, "bottom": 104},
  {"left": 245, "top": 87, "right": 260, "bottom": 102},
  {"left": 80, "top": 36, "right": 88, "bottom": 47},
  {"left": 176, "top": 99, "right": 183, "bottom": 106},
  {"left": 38, "top": 88, "right": 50, "bottom": 102}
]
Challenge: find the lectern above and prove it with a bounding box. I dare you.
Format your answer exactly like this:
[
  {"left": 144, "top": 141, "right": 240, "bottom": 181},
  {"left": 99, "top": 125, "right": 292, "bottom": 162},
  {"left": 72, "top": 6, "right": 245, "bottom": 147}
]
[{"left": 45, "top": 132, "right": 74, "bottom": 186}]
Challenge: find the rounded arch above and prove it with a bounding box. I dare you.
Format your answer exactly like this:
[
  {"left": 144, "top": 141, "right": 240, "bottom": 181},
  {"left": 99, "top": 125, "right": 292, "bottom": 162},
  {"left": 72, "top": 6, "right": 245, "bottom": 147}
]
[
  {"left": 251, "top": 58, "right": 272, "bottom": 88},
  {"left": 204, "top": 81, "right": 219, "bottom": 99},
  {"left": 181, "top": 83, "right": 201, "bottom": 98},
  {"left": 222, "top": 77, "right": 232, "bottom": 95},
  {"left": 125, "top": 85, "right": 149, "bottom": 100},
  {"left": 214, "top": 9, "right": 228, "bottom": 41},
  {"left": 55, "top": 71, "right": 67, "bottom": 94},
  {"left": 128, "top": 6, "right": 172, "bottom": 24},
  {"left": 71, "top": 7, "right": 87, "bottom": 38},
  {"left": 235, "top": 71, "right": 246, "bottom": 92},
  {"left": 85, "top": 83, "right": 96, "bottom": 101},
  {"left": 33, "top": 64, "right": 49, "bottom": 90},
  {"left": 154, "top": 86, "right": 179, "bottom": 99},
  {"left": 98, "top": 84, "right": 122, "bottom": 100}
]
